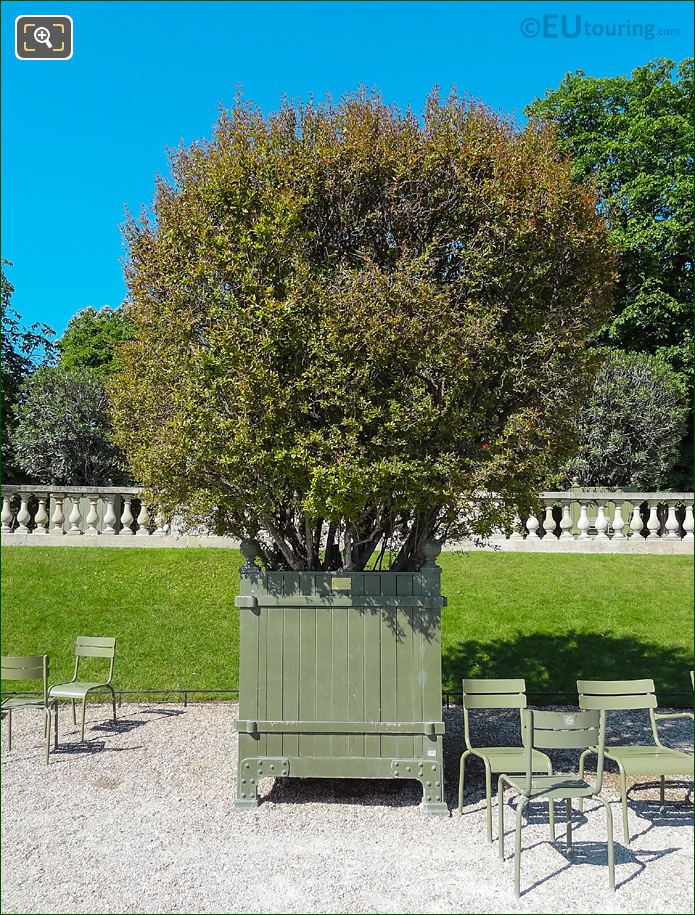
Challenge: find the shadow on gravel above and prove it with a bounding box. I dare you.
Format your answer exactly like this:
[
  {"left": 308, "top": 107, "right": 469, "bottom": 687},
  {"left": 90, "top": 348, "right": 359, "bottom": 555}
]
[
  {"left": 140, "top": 707, "right": 186, "bottom": 717},
  {"left": 262, "top": 776, "right": 422, "bottom": 808},
  {"left": 92, "top": 719, "right": 147, "bottom": 734},
  {"left": 52, "top": 741, "right": 107, "bottom": 755},
  {"left": 627, "top": 779, "right": 693, "bottom": 802},
  {"left": 630, "top": 799, "right": 694, "bottom": 841},
  {"left": 52, "top": 739, "right": 144, "bottom": 755},
  {"left": 517, "top": 838, "right": 678, "bottom": 896}
]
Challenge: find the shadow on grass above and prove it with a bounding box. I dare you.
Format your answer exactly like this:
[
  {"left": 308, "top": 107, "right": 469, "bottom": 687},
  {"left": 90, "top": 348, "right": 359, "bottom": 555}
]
[{"left": 443, "top": 632, "right": 694, "bottom": 703}]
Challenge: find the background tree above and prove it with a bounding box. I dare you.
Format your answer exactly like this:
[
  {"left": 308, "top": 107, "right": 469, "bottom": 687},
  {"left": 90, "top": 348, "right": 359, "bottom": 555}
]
[
  {"left": 527, "top": 58, "right": 693, "bottom": 483},
  {"left": 1, "top": 260, "right": 56, "bottom": 482},
  {"left": 58, "top": 305, "right": 134, "bottom": 379},
  {"left": 110, "top": 90, "right": 615, "bottom": 571},
  {"left": 12, "top": 366, "right": 128, "bottom": 485},
  {"left": 565, "top": 351, "right": 688, "bottom": 489}
]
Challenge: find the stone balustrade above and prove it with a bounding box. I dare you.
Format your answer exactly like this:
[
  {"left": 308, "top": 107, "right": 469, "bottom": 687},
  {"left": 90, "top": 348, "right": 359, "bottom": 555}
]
[
  {"left": 1, "top": 485, "right": 693, "bottom": 553},
  {"left": 448, "top": 489, "right": 693, "bottom": 553},
  {"left": 1, "top": 485, "right": 170, "bottom": 541}
]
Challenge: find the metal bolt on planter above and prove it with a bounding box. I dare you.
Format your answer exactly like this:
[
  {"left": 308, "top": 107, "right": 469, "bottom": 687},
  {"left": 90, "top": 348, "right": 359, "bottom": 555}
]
[{"left": 233, "top": 538, "right": 449, "bottom": 815}]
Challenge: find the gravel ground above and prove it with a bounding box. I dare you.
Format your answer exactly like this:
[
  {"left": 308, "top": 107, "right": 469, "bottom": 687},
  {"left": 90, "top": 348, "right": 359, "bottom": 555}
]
[{"left": 1, "top": 702, "right": 692, "bottom": 915}]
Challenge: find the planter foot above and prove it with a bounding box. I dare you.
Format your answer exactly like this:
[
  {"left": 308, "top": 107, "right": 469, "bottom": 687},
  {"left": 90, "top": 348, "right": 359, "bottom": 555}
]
[
  {"left": 235, "top": 797, "right": 259, "bottom": 811},
  {"left": 420, "top": 800, "right": 450, "bottom": 817}
]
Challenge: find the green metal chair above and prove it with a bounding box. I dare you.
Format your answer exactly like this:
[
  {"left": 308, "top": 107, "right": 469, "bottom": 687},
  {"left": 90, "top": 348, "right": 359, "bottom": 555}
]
[
  {"left": 499, "top": 708, "right": 614, "bottom": 898},
  {"left": 577, "top": 679, "right": 694, "bottom": 845},
  {"left": 1, "top": 655, "right": 58, "bottom": 764},
  {"left": 458, "top": 678, "right": 554, "bottom": 842},
  {"left": 49, "top": 636, "right": 117, "bottom": 742}
]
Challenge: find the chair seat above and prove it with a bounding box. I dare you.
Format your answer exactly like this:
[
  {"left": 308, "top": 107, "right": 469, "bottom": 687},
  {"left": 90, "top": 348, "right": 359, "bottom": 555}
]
[
  {"left": 2, "top": 697, "right": 56, "bottom": 710},
  {"left": 504, "top": 772, "right": 594, "bottom": 799},
  {"left": 605, "top": 745, "right": 694, "bottom": 777},
  {"left": 49, "top": 681, "right": 109, "bottom": 699},
  {"left": 471, "top": 747, "right": 550, "bottom": 773}
]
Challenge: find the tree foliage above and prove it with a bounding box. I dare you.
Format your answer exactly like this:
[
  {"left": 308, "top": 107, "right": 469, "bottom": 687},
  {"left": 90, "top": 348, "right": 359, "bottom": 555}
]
[
  {"left": 58, "top": 305, "right": 134, "bottom": 379},
  {"left": 527, "top": 58, "right": 693, "bottom": 380},
  {"left": 1, "top": 261, "right": 56, "bottom": 482},
  {"left": 110, "top": 90, "right": 615, "bottom": 571},
  {"left": 12, "top": 366, "right": 128, "bottom": 486},
  {"left": 566, "top": 351, "right": 688, "bottom": 490}
]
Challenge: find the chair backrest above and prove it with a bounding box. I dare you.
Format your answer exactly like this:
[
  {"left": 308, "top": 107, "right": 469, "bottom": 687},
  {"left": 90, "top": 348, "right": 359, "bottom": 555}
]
[
  {"left": 518, "top": 708, "right": 606, "bottom": 795},
  {"left": 577, "top": 679, "right": 657, "bottom": 712},
  {"left": 1, "top": 655, "right": 49, "bottom": 702},
  {"left": 462, "top": 678, "right": 527, "bottom": 749},
  {"left": 73, "top": 636, "right": 116, "bottom": 682},
  {"left": 578, "top": 678, "right": 688, "bottom": 748}
]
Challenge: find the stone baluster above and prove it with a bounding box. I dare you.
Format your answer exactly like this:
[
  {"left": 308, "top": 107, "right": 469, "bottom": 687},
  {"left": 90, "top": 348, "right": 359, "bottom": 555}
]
[
  {"left": 103, "top": 495, "right": 118, "bottom": 534},
  {"left": 577, "top": 501, "right": 590, "bottom": 540},
  {"left": 509, "top": 515, "right": 524, "bottom": 540},
  {"left": 32, "top": 494, "right": 49, "bottom": 534},
  {"left": 611, "top": 502, "right": 626, "bottom": 540},
  {"left": 85, "top": 497, "right": 100, "bottom": 535},
  {"left": 67, "top": 496, "right": 83, "bottom": 535},
  {"left": 683, "top": 502, "right": 694, "bottom": 542},
  {"left": 1, "top": 493, "right": 14, "bottom": 534},
  {"left": 541, "top": 502, "right": 557, "bottom": 540},
  {"left": 646, "top": 501, "right": 661, "bottom": 539},
  {"left": 526, "top": 510, "right": 540, "bottom": 539},
  {"left": 135, "top": 502, "right": 151, "bottom": 536},
  {"left": 16, "top": 494, "right": 31, "bottom": 533},
  {"left": 629, "top": 503, "right": 644, "bottom": 538},
  {"left": 51, "top": 495, "right": 65, "bottom": 534},
  {"left": 120, "top": 496, "right": 134, "bottom": 535},
  {"left": 559, "top": 502, "right": 573, "bottom": 539},
  {"left": 594, "top": 501, "right": 609, "bottom": 540},
  {"left": 664, "top": 501, "right": 681, "bottom": 540},
  {"left": 153, "top": 511, "right": 168, "bottom": 537}
]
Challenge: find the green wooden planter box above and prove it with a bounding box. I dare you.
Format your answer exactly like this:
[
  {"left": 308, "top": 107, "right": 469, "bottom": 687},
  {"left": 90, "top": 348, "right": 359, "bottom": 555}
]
[{"left": 234, "top": 544, "right": 449, "bottom": 815}]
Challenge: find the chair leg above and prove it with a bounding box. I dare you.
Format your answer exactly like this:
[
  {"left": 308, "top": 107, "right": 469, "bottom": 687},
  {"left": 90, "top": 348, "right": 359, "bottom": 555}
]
[
  {"left": 108, "top": 685, "right": 117, "bottom": 723},
  {"left": 44, "top": 709, "right": 50, "bottom": 765},
  {"left": 457, "top": 751, "right": 469, "bottom": 814},
  {"left": 546, "top": 761, "right": 555, "bottom": 841},
  {"left": 659, "top": 775, "right": 665, "bottom": 811},
  {"left": 577, "top": 749, "right": 590, "bottom": 813},
  {"left": 618, "top": 766, "right": 629, "bottom": 845},
  {"left": 485, "top": 762, "right": 493, "bottom": 842},
  {"left": 566, "top": 799, "right": 572, "bottom": 849},
  {"left": 71, "top": 699, "right": 76, "bottom": 725},
  {"left": 54, "top": 704, "right": 59, "bottom": 749},
  {"left": 7, "top": 709, "right": 11, "bottom": 750},
  {"left": 80, "top": 698, "right": 87, "bottom": 742},
  {"left": 595, "top": 796, "right": 615, "bottom": 892},
  {"left": 497, "top": 776, "right": 506, "bottom": 860},
  {"left": 514, "top": 796, "right": 528, "bottom": 898}
]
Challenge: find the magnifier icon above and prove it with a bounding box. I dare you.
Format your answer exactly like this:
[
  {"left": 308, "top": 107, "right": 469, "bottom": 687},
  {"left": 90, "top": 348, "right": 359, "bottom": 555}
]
[{"left": 33, "top": 26, "right": 53, "bottom": 49}]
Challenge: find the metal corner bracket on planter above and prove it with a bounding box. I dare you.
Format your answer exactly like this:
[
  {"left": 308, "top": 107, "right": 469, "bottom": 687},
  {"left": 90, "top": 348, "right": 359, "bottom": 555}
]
[{"left": 233, "top": 539, "right": 449, "bottom": 816}]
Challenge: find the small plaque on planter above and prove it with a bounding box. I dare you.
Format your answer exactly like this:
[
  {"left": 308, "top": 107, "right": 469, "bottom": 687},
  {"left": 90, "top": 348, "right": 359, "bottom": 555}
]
[{"left": 331, "top": 576, "right": 352, "bottom": 590}]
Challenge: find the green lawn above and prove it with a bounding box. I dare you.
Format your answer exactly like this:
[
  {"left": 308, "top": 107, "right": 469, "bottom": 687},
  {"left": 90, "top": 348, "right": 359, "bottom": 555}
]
[{"left": 1, "top": 547, "right": 693, "bottom": 703}]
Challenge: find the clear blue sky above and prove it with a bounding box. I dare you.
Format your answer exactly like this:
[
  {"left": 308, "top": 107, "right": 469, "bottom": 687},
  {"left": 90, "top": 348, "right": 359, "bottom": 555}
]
[{"left": 2, "top": 0, "right": 692, "bottom": 335}]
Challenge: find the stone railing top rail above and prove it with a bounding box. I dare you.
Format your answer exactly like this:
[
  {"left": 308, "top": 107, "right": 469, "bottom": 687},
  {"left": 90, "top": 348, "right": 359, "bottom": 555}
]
[
  {"left": 539, "top": 490, "right": 694, "bottom": 502},
  {"left": 1, "top": 484, "right": 143, "bottom": 495},
  {"left": 2, "top": 484, "right": 693, "bottom": 501}
]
